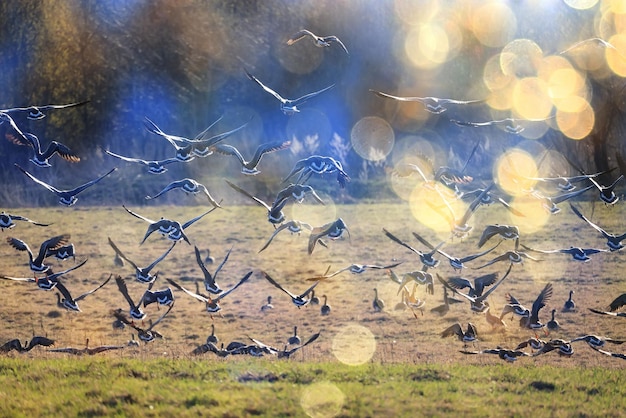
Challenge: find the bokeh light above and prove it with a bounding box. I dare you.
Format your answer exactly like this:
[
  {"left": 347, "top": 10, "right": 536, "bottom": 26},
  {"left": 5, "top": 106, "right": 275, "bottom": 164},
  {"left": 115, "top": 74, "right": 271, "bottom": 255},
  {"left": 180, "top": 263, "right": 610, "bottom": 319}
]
[
  {"left": 507, "top": 195, "right": 551, "bottom": 234},
  {"left": 563, "top": 0, "right": 599, "bottom": 10},
  {"left": 351, "top": 116, "right": 395, "bottom": 162},
  {"left": 494, "top": 148, "right": 538, "bottom": 196},
  {"left": 300, "top": 381, "right": 345, "bottom": 418},
  {"left": 556, "top": 100, "right": 595, "bottom": 140},
  {"left": 331, "top": 323, "right": 376, "bottom": 365},
  {"left": 606, "top": 34, "right": 626, "bottom": 77},
  {"left": 471, "top": 2, "right": 517, "bottom": 48},
  {"left": 512, "top": 77, "right": 553, "bottom": 120},
  {"left": 409, "top": 184, "right": 463, "bottom": 234},
  {"left": 500, "top": 39, "right": 543, "bottom": 78}
]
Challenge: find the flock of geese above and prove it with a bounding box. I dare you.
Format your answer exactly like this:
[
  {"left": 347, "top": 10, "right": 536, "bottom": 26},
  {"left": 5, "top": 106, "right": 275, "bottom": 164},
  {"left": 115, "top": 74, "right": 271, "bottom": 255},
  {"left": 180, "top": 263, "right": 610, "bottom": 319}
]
[{"left": 1, "top": 31, "right": 626, "bottom": 363}]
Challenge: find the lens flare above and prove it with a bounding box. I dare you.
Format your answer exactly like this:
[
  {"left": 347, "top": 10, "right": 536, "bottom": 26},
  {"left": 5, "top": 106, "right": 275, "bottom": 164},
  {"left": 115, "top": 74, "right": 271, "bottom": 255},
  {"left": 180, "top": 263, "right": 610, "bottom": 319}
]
[
  {"left": 606, "top": 34, "right": 626, "bottom": 77},
  {"left": 507, "top": 195, "right": 551, "bottom": 234},
  {"left": 351, "top": 116, "right": 395, "bottom": 162},
  {"left": 286, "top": 108, "right": 332, "bottom": 147},
  {"left": 556, "top": 100, "right": 594, "bottom": 140},
  {"left": 563, "top": 0, "right": 599, "bottom": 10},
  {"left": 512, "top": 77, "right": 553, "bottom": 120},
  {"left": 404, "top": 24, "right": 449, "bottom": 69},
  {"left": 275, "top": 41, "right": 324, "bottom": 75},
  {"left": 471, "top": 2, "right": 517, "bottom": 48},
  {"left": 331, "top": 323, "right": 376, "bottom": 365},
  {"left": 501, "top": 39, "right": 543, "bottom": 77},
  {"left": 409, "top": 184, "right": 463, "bottom": 234},
  {"left": 300, "top": 381, "right": 345, "bottom": 418},
  {"left": 494, "top": 149, "right": 538, "bottom": 196}
]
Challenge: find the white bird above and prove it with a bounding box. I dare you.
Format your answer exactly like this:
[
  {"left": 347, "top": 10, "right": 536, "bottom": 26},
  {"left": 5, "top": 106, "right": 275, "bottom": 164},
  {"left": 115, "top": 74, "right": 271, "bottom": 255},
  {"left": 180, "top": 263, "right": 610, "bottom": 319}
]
[
  {"left": 287, "top": 29, "right": 349, "bottom": 54},
  {"left": 211, "top": 140, "right": 291, "bottom": 175},
  {"left": 245, "top": 69, "right": 335, "bottom": 115},
  {"left": 371, "top": 89, "right": 484, "bottom": 114}
]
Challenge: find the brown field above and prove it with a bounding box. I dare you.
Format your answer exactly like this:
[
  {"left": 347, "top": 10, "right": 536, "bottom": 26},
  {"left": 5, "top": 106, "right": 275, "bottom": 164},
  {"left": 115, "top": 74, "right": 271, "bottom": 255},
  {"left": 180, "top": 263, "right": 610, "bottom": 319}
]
[{"left": 0, "top": 197, "right": 625, "bottom": 368}]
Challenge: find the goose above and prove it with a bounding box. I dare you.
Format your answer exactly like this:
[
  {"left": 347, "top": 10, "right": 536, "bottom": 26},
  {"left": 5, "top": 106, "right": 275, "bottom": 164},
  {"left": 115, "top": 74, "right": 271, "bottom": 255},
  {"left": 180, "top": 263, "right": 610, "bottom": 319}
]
[
  {"left": 477, "top": 225, "right": 519, "bottom": 249},
  {"left": 55, "top": 274, "right": 112, "bottom": 312},
  {"left": 141, "top": 287, "right": 174, "bottom": 307},
  {"left": 397, "top": 270, "right": 434, "bottom": 295},
  {"left": 450, "top": 116, "right": 553, "bottom": 134},
  {"left": 122, "top": 205, "right": 218, "bottom": 245},
  {"left": 586, "top": 345, "right": 626, "bottom": 360},
  {"left": 532, "top": 338, "right": 574, "bottom": 357},
  {"left": 308, "top": 261, "right": 403, "bottom": 281},
  {"left": 370, "top": 90, "right": 484, "bottom": 115},
  {"left": 308, "top": 218, "right": 349, "bottom": 255},
  {"left": 103, "top": 149, "right": 181, "bottom": 174},
  {"left": 485, "top": 305, "right": 507, "bottom": 330},
  {"left": 262, "top": 271, "right": 318, "bottom": 308},
  {"left": 460, "top": 347, "right": 530, "bottom": 362},
  {"left": 383, "top": 228, "right": 443, "bottom": 268},
  {"left": 515, "top": 337, "right": 546, "bottom": 353},
  {"left": 108, "top": 237, "right": 175, "bottom": 284},
  {"left": 288, "top": 326, "right": 301, "bottom": 345},
  {"left": 0, "top": 336, "right": 55, "bottom": 353},
  {"left": 527, "top": 283, "right": 554, "bottom": 335},
  {"left": 245, "top": 69, "right": 334, "bottom": 115},
  {"left": 441, "top": 323, "right": 478, "bottom": 346},
  {"left": 261, "top": 296, "right": 274, "bottom": 312},
  {"left": 570, "top": 334, "right": 626, "bottom": 349},
  {"left": 411, "top": 230, "right": 501, "bottom": 271},
  {"left": 225, "top": 179, "right": 285, "bottom": 225},
  {"left": 15, "top": 164, "right": 116, "bottom": 206},
  {"left": 112, "top": 302, "right": 174, "bottom": 342},
  {"left": 48, "top": 338, "right": 125, "bottom": 355},
  {"left": 277, "top": 332, "right": 321, "bottom": 359},
  {"left": 145, "top": 178, "right": 221, "bottom": 208},
  {"left": 0, "top": 211, "right": 49, "bottom": 230},
  {"left": 459, "top": 187, "right": 525, "bottom": 217},
  {"left": 259, "top": 220, "right": 317, "bottom": 252},
  {"left": 309, "top": 290, "right": 320, "bottom": 305},
  {"left": 528, "top": 185, "right": 594, "bottom": 214},
  {"left": 437, "top": 265, "right": 513, "bottom": 313},
  {"left": 271, "top": 183, "right": 325, "bottom": 209},
  {"left": 0, "top": 100, "right": 88, "bottom": 120},
  {"left": 167, "top": 271, "right": 253, "bottom": 314},
  {"left": 0, "top": 258, "right": 87, "bottom": 291},
  {"left": 143, "top": 116, "right": 249, "bottom": 159},
  {"left": 472, "top": 249, "right": 539, "bottom": 270},
  {"left": 282, "top": 155, "right": 350, "bottom": 188},
  {"left": 564, "top": 156, "right": 623, "bottom": 205},
  {"left": 206, "top": 324, "right": 218, "bottom": 344},
  {"left": 287, "top": 29, "right": 349, "bottom": 54},
  {"left": 522, "top": 170, "right": 613, "bottom": 193},
  {"left": 127, "top": 334, "right": 140, "bottom": 347},
  {"left": 16, "top": 132, "right": 80, "bottom": 168},
  {"left": 373, "top": 288, "right": 385, "bottom": 312},
  {"left": 194, "top": 245, "right": 232, "bottom": 294},
  {"left": 114, "top": 276, "right": 147, "bottom": 321},
  {"left": 211, "top": 140, "right": 291, "bottom": 175},
  {"left": 7, "top": 233, "right": 71, "bottom": 273},
  {"left": 563, "top": 290, "right": 576, "bottom": 312},
  {"left": 546, "top": 309, "right": 560, "bottom": 332},
  {"left": 46, "top": 243, "right": 75, "bottom": 261},
  {"left": 321, "top": 295, "right": 331, "bottom": 315},
  {"left": 569, "top": 203, "right": 626, "bottom": 251},
  {"left": 519, "top": 243, "right": 607, "bottom": 262}
]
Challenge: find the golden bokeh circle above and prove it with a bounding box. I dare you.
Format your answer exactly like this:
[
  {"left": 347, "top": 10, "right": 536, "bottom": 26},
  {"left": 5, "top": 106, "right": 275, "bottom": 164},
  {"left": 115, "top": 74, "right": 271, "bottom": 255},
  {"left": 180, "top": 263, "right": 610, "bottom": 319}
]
[
  {"left": 331, "top": 323, "right": 376, "bottom": 365},
  {"left": 300, "top": 381, "right": 345, "bottom": 418},
  {"left": 471, "top": 2, "right": 517, "bottom": 48}
]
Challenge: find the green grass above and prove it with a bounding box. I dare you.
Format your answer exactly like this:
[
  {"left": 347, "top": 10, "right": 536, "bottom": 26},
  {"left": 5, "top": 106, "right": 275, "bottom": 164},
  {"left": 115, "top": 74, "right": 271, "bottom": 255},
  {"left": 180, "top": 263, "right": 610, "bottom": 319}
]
[{"left": 0, "top": 357, "right": 624, "bottom": 417}]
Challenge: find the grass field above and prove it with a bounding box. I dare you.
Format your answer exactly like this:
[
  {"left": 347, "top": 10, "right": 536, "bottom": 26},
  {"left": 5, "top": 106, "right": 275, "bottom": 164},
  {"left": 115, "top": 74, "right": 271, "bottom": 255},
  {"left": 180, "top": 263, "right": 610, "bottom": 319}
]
[{"left": 0, "top": 198, "right": 625, "bottom": 416}]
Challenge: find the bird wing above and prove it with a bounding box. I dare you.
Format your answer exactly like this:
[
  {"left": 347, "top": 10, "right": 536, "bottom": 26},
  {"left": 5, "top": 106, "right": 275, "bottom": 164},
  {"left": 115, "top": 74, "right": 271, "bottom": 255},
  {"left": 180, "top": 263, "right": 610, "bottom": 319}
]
[
  {"left": 569, "top": 203, "right": 610, "bottom": 238},
  {"left": 225, "top": 179, "right": 271, "bottom": 210},
  {"left": 145, "top": 180, "right": 186, "bottom": 199},
  {"left": 609, "top": 293, "right": 626, "bottom": 312},
  {"left": 291, "top": 84, "right": 335, "bottom": 105},
  {"left": 14, "top": 163, "right": 62, "bottom": 194},
  {"left": 248, "top": 140, "right": 291, "bottom": 168},
  {"left": 108, "top": 237, "right": 139, "bottom": 270},
  {"left": 66, "top": 167, "right": 116, "bottom": 196},
  {"left": 122, "top": 205, "right": 156, "bottom": 224},
  {"left": 245, "top": 69, "right": 286, "bottom": 103},
  {"left": 181, "top": 207, "right": 219, "bottom": 230},
  {"left": 167, "top": 278, "right": 209, "bottom": 303},
  {"left": 144, "top": 242, "right": 176, "bottom": 273},
  {"left": 262, "top": 271, "right": 297, "bottom": 299},
  {"left": 74, "top": 273, "right": 112, "bottom": 302},
  {"left": 530, "top": 283, "right": 553, "bottom": 321},
  {"left": 215, "top": 271, "right": 253, "bottom": 301},
  {"left": 115, "top": 275, "right": 140, "bottom": 309}
]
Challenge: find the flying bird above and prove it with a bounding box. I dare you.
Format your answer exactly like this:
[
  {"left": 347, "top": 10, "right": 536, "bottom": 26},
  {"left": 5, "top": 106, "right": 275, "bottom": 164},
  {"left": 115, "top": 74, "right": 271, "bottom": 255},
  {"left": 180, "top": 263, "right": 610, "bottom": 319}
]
[
  {"left": 287, "top": 29, "right": 349, "bottom": 53},
  {"left": 245, "top": 69, "right": 335, "bottom": 115},
  {"left": 569, "top": 203, "right": 626, "bottom": 252},
  {"left": 262, "top": 271, "right": 319, "bottom": 308},
  {"left": 6, "top": 233, "right": 71, "bottom": 273},
  {"left": 15, "top": 164, "right": 117, "bottom": 206},
  {"left": 145, "top": 178, "right": 221, "bottom": 208},
  {"left": 211, "top": 140, "right": 291, "bottom": 175},
  {"left": 371, "top": 89, "right": 484, "bottom": 114},
  {"left": 103, "top": 149, "right": 182, "bottom": 174},
  {"left": 0, "top": 100, "right": 89, "bottom": 120},
  {"left": 108, "top": 237, "right": 176, "bottom": 284},
  {"left": 0, "top": 336, "right": 55, "bottom": 353},
  {"left": 0, "top": 211, "right": 49, "bottom": 230},
  {"left": 14, "top": 132, "right": 80, "bottom": 168},
  {"left": 308, "top": 218, "right": 349, "bottom": 255},
  {"left": 55, "top": 274, "right": 112, "bottom": 312}
]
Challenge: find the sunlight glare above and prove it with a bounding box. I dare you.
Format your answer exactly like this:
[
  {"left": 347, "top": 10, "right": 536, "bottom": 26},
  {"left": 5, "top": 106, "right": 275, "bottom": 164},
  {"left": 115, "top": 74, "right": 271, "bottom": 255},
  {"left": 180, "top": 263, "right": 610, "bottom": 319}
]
[
  {"left": 301, "top": 381, "right": 345, "bottom": 418},
  {"left": 494, "top": 149, "right": 538, "bottom": 196},
  {"left": 471, "top": 2, "right": 517, "bottom": 48},
  {"left": 351, "top": 116, "right": 395, "bottom": 162}
]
